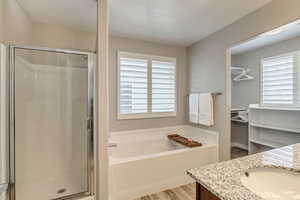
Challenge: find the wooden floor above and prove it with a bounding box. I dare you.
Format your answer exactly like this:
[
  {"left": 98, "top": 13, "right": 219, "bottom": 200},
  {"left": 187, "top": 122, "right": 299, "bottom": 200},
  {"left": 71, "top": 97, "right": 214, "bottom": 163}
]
[
  {"left": 231, "top": 147, "right": 248, "bottom": 159},
  {"left": 134, "top": 183, "right": 196, "bottom": 200}
]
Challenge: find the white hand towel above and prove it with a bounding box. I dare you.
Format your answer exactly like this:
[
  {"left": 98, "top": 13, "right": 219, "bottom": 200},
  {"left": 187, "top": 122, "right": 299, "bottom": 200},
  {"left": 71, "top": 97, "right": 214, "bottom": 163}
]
[
  {"left": 189, "top": 93, "right": 199, "bottom": 124},
  {"left": 198, "top": 93, "right": 214, "bottom": 126}
]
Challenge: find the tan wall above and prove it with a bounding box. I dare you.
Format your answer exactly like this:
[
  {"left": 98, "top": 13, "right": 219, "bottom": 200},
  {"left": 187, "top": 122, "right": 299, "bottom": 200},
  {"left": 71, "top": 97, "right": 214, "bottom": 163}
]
[
  {"left": 31, "top": 22, "right": 96, "bottom": 52},
  {"left": 0, "top": 0, "right": 33, "bottom": 45},
  {"left": 0, "top": 0, "right": 96, "bottom": 52},
  {"left": 188, "top": 0, "right": 300, "bottom": 160},
  {"left": 109, "top": 35, "right": 188, "bottom": 132},
  {"left": 0, "top": 0, "right": 4, "bottom": 41}
]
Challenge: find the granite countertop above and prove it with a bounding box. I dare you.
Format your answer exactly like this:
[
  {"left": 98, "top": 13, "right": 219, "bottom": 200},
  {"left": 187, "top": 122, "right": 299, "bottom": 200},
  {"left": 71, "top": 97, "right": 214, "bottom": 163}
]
[{"left": 187, "top": 144, "right": 300, "bottom": 200}]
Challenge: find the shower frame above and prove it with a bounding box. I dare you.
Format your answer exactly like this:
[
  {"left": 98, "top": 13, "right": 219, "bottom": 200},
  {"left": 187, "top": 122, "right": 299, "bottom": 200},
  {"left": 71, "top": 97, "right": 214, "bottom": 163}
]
[{"left": 7, "top": 45, "right": 96, "bottom": 200}]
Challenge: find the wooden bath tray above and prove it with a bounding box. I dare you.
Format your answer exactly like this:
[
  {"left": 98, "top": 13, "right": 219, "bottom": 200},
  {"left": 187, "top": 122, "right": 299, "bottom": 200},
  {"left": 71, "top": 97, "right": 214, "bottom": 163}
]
[{"left": 167, "top": 134, "right": 202, "bottom": 148}]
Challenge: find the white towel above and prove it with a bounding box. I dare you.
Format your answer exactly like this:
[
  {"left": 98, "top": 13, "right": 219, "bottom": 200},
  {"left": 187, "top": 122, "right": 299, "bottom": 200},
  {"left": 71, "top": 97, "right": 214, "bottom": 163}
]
[
  {"left": 188, "top": 93, "right": 199, "bottom": 124},
  {"left": 198, "top": 93, "right": 214, "bottom": 126}
]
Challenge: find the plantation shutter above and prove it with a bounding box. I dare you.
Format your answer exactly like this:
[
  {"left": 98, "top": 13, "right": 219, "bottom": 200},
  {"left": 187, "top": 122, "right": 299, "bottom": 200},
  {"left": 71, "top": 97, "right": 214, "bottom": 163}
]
[
  {"left": 118, "top": 52, "right": 177, "bottom": 119},
  {"left": 152, "top": 60, "right": 176, "bottom": 113},
  {"left": 261, "top": 54, "right": 295, "bottom": 105},
  {"left": 119, "top": 57, "right": 148, "bottom": 114}
]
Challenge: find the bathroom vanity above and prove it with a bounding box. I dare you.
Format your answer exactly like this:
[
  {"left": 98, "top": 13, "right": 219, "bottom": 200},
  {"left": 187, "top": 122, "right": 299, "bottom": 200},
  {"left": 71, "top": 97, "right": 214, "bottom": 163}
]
[
  {"left": 195, "top": 184, "right": 219, "bottom": 200},
  {"left": 188, "top": 143, "right": 300, "bottom": 200}
]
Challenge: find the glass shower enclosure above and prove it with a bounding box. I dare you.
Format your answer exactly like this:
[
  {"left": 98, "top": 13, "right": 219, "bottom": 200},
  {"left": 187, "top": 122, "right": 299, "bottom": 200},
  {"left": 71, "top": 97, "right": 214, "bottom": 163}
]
[{"left": 8, "top": 46, "right": 95, "bottom": 200}]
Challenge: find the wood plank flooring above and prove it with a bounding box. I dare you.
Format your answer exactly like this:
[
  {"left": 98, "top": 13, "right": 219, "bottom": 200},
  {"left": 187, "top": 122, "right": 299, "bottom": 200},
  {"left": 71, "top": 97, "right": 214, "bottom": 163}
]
[
  {"left": 231, "top": 147, "right": 248, "bottom": 159},
  {"left": 134, "top": 183, "right": 195, "bottom": 200}
]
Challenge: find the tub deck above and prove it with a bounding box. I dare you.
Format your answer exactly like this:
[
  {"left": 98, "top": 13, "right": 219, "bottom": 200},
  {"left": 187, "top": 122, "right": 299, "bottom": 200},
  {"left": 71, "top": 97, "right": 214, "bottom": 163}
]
[{"left": 109, "top": 126, "right": 219, "bottom": 200}]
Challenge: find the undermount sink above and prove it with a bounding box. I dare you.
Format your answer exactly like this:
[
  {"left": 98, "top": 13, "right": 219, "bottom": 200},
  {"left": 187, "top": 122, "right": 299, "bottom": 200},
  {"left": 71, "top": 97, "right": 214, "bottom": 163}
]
[{"left": 240, "top": 168, "right": 300, "bottom": 200}]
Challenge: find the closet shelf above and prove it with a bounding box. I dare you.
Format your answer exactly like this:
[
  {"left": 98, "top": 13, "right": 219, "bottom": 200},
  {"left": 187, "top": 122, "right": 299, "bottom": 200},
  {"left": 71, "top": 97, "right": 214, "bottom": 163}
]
[
  {"left": 248, "top": 105, "right": 300, "bottom": 154},
  {"left": 249, "top": 123, "right": 300, "bottom": 134},
  {"left": 249, "top": 104, "right": 300, "bottom": 111},
  {"left": 249, "top": 139, "right": 286, "bottom": 149}
]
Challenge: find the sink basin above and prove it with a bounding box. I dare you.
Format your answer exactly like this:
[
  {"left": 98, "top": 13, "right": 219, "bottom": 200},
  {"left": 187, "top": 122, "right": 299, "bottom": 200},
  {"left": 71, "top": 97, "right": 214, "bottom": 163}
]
[{"left": 240, "top": 168, "right": 300, "bottom": 200}]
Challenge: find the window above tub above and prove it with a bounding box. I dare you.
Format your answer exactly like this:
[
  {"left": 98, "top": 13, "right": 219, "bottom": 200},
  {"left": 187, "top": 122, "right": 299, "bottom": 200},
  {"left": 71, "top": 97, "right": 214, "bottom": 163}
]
[
  {"left": 117, "top": 51, "right": 177, "bottom": 119},
  {"left": 261, "top": 51, "right": 300, "bottom": 108}
]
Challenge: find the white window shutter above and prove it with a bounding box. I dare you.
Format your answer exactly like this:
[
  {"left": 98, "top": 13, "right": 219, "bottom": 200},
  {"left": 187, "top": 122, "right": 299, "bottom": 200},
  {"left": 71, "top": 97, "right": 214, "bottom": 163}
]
[
  {"left": 152, "top": 60, "right": 176, "bottom": 113},
  {"left": 262, "top": 55, "right": 294, "bottom": 105},
  {"left": 118, "top": 52, "right": 177, "bottom": 119},
  {"left": 119, "top": 57, "right": 148, "bottom": 114}
]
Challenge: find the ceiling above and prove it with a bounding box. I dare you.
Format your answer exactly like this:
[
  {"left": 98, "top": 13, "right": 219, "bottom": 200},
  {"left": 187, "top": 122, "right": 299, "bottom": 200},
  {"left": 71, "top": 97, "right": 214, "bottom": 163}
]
[
  {"left": 231, "top": 19, "right": 300, "bottom": 55},
  {"left": 18, "top": 0, "right": 272, "bottom": 46},
  {"left": 109, "top": 0, "right": 272, "bottom": 46},
  {"left": 17, "top": 0, "right": 98, "bottom": 32}
]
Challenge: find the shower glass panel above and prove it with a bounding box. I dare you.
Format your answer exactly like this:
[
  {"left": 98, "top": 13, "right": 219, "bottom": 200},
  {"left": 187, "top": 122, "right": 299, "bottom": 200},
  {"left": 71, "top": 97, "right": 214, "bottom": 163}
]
[{"left": 12, "top": 47, "right": 92, "bottom": 200}]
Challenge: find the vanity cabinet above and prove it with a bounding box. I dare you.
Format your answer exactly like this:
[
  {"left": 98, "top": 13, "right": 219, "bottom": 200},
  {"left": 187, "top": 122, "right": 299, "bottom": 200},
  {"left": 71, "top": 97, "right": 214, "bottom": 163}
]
[{"left": 196, "top": 183, "right": 220, "bottom": 200}]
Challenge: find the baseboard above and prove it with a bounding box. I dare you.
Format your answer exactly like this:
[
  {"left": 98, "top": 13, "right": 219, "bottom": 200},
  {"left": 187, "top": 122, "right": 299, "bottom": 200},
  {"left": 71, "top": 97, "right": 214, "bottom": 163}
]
[{"left": 231, "top": 142, "right": 248, "bottom": 151}]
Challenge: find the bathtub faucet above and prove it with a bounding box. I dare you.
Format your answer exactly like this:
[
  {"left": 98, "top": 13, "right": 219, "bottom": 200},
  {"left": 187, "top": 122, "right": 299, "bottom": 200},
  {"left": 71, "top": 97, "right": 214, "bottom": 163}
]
[{"left": 108, "top": 142, "right": 118, "bottom": 148}]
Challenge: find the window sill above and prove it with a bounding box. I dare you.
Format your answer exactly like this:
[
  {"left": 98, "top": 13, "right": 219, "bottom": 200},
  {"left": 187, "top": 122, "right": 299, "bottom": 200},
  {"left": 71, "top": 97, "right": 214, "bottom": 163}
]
[{"left": 117, "top": 112, "right": 177, "bottom": 120}]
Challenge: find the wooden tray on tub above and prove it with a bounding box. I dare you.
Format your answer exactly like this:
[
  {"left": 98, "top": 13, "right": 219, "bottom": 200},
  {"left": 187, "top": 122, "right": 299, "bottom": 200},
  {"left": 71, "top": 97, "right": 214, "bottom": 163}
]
[{"left": 167, "top": 134, "right": 202, "bottom": 148}]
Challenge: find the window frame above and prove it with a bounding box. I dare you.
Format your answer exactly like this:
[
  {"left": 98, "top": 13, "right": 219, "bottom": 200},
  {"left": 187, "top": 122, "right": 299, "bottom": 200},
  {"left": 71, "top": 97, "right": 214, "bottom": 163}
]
[
  {"left": 260, "top": 51, "right": 300, "bottom": 108},
  {"left": 117, "top": 51, "right": 177, "bottom": 120}
]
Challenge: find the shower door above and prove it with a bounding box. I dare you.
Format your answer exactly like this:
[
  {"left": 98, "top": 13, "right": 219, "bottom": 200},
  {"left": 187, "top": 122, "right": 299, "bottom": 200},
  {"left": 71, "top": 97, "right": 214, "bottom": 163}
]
[{"left": 9, "top": 46, "right": 94, "bottom": 200}]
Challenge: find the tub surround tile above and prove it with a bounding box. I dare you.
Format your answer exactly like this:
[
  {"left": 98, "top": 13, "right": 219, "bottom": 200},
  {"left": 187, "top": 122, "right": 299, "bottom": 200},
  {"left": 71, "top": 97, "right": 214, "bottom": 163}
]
[{"left": 187, "top": 143, "right": 300, "bottom": 200}]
